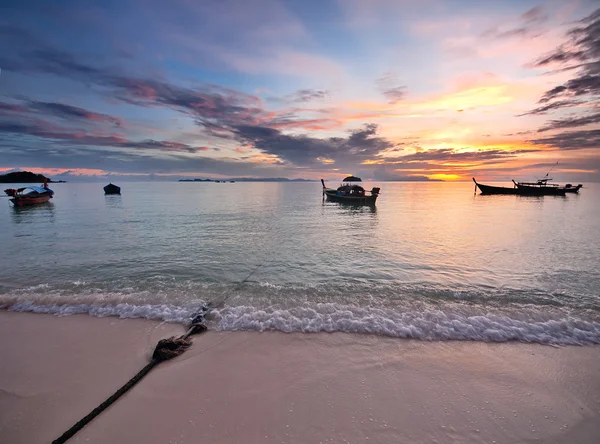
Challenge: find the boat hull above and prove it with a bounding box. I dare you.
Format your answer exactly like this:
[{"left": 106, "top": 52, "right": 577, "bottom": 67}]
[
  {"left": 513, "top": 184, "right": 566, "bottom": 196},
  {"left": 10, "top": 195, "right": 52, "bottom": 206},
  {"left": 473, "top": 179, "right": 517, "bottom": 195},
  {"left": 324, "top": 190, "right": 378, "bottom": 205},
  {"left": 564, "top": 184, "right": 582, "bottom": 193},
  {"left": 104, "top": 184, "right": 121, "bottom": 195}
]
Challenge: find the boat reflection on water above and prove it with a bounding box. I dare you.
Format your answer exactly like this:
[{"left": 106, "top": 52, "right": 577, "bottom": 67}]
[
  {"left": 11, "top": 201, "right": 55, "bottom": 224},
  {"left": 104, "top": 193, "right": 123, "bottom": 209},
  {"left": 323, "top": 200, "right": 377, "bottom": 214}
]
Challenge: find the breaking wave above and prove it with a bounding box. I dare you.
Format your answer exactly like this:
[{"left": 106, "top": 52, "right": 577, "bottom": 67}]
[{"left": 4, "top": 300, "right": 600, "bottom": 345}]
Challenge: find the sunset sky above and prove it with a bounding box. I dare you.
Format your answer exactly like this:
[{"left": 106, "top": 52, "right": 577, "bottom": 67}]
[{"left": 1, "top": 0, "right": 599, "bottom": 181}]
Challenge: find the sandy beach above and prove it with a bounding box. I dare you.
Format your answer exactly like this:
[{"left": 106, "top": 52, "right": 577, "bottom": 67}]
[{"left": 1, "top": 311, "right": 599, "bottom": 444}]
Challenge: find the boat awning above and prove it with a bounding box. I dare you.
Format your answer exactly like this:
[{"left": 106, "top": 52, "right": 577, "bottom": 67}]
[{"left": 19, "top": 186, "right": 51, "bottom": 194}]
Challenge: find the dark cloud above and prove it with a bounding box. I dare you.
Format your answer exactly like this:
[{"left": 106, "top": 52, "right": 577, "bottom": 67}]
[
  {"left": 538, "top": 74, "right": 600, "bottom": 103},
  {"left": 108, "top": 77, "right": 265, "bottom": 128},
  {"left": 0, "top": 121, "right": 206, "bottom": 153},
  {"left": 397, "top": 148, "right": 532, "bottom": 163},
  {"left": 533, "top": 8, "right": 600, "bottom": 87},
  {"left": 232, "top": 123, "right": 394, "bottom": 167},
  {"left": 517, "top": 100, "right": 584, "bottom": 115},
  {"left": 0, "top": 26, "right": 412, "bottom": 176},
  {"left": 0, "top": 30, "right": 266, "bottom": 129},
  {"left": 538, "top": 111, "right": 600, "bottom": 132},
  {"left": 28, "top": 101, "right": 122, "bottom": 126},
  {"left": 524, "top": 7, "right": 600, "bottom": 147},
  {"left": 529, "top": 129, "right": 600, "bottom": 150}
]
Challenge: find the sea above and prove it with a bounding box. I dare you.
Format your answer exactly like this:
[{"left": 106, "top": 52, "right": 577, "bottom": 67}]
[{"left": 1, "top": 181, "right": 599, "bottom": 345}]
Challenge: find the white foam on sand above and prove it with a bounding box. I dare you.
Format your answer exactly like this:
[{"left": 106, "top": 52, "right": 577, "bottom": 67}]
[{"left": 5, "top": 301, "right": 600, "bottom": 345}]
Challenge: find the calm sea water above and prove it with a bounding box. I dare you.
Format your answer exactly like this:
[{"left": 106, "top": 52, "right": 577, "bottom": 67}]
[{"left": 1, "top": 181, "right": 599, "bottom": 344}]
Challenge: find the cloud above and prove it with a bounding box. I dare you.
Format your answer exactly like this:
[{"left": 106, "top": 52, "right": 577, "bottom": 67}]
[
  {"left": 538, "top": 111, "right": 600, "bottom": 132},
  {"left": 284, "top": 89, "right": 329, "bottom": 103},
  {"left": 0, "top": 120, "right": 207, "bottom": 153},
  {"left": 232, "top": 123, "right": 395, "bottom": 167},
  {"left": 28, "top": 101, "right": 123, "bottom": 126},
  {"left": 376, "top": 73, "right": 406, "bottom": 104},
  {"left": 533, "top": 8, "right": 600, "bottom": 87},
  {"left": 538, "top": 74, "right": 600, "bottom": 103},
  {"left": 518, "top": 99, "right": 585, "bottom": 115},
  {"left": 521, "top": 6, "right": 547, "bottom": 24},
  {"left": 396, "top": 148, "right": 531, "bottom": 163},
  {"left": 481, "top": 5, "right": 548, "bottom": 41},
  {"left": 529, "top": 129, "right": 600, "bottom": 150}
]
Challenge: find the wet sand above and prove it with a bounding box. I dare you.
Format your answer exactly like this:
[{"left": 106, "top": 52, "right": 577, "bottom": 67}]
[{"left": 1, "top": 311, "right": 599, "bottom": 444}]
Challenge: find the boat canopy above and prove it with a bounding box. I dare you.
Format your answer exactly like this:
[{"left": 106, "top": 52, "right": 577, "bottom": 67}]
[
  {"left": 342, "top": 175, "right": 362, "bottom": 182},
  {"left": 19, "top": 186, "right": 51, "bottom": 194}
]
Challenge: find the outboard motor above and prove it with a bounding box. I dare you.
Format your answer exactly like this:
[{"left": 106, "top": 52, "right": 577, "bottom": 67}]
[{"left": 371, "top": 187, "right": 380, "bottom": 195}]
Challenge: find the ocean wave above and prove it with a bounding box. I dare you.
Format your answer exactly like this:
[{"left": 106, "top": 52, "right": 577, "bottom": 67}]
[{"left": 4, "top": 301, "right": 600, "bottom": 345}]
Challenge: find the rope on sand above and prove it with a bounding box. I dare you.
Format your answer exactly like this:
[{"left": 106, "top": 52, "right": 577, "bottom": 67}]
[
  {"left": 52, "top": 260, "right": 268, "bottom": 443},
  {"left": 51, "top": 312, "right": 208, "bottom": 444}
]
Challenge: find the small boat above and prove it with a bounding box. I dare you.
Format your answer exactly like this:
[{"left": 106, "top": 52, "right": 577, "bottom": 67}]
[
  {"left": 512, "top": 179, "right": 566, "bottom": 196},
  {"left": 321, "top": 176, "right": 380, "bottom": 205},
  {"left": 472, "top": 178, "right": 518, "bottom": 195},
  {"left": 4, "top": 188, "right": 17, "bottom": 197},
  {"left": 10, "top": 186, "right": 54, "bottom": 206},
  {"left": 564, "top": 183, "right": 583, "bottom": 193},
  {"left": 104, "top": 183, "right": 121, "bottom": 195}
]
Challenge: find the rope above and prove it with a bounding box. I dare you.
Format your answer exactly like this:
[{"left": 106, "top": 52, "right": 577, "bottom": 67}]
[
  {"left": 52, "top": 318, "right": 207, "bottom": 444},
  {"left": 52, "top": 253, "right": 273, "bottom": 443}
]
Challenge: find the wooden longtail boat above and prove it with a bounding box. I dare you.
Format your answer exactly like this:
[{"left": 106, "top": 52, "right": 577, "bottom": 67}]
[
  {"left": 10, "top": 186, "right": 54, "bottom": 206},
  {"left": 472, "top": 178, "right": 518, "bottom": 195},
  {"left": 564, "top": 183, "right": 583, "bottom": 193},
  {"left": 512, "top": 179, "right": 567, "bottom": 196},
  {"left": 321, "top": 176, "right": 380, "bottom": 205}
]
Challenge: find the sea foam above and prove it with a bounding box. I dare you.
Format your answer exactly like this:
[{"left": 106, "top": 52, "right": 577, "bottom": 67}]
[{"left": 5, "top": 301, "right": 600, "bottom": 345}]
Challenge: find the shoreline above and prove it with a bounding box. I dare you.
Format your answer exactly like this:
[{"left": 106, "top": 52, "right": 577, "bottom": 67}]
[{"left": 1, "top": 311, "right": 599, "bottom": 443}]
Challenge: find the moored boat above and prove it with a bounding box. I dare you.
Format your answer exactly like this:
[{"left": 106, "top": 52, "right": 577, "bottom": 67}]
[
  {"left": 472, "top": 178, "right": 518, "bottom": 195},
  {"left": 564, "top": 183, "right": 583, "bottom": 193},
  {"left": 512, "top": 179, "right": 566, "bottom": 196},
  {"left": 321, "top": 176, "right": 380, "bottom": 205},
  {"left": 104, "top": 183, "right": 121, "bottom": 195},
  {"left": 10, "top": 186, "right": 54, "bottom": 206}
]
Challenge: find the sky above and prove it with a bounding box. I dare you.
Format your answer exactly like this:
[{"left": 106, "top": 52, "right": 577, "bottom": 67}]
[{"left": 0, "top": 0, "right": 599, "bottom": 182}]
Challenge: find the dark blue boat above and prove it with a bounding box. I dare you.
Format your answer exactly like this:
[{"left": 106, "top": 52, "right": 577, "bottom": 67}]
[{"left": 103, "top": 183, "right": 121, "bottom": 195}]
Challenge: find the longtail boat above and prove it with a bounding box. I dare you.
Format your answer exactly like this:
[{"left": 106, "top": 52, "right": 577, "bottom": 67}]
[
  {"left": 472, "top": 178, "right": 518, "bottom": 195},
  {"left": 10, "top": 186, "right": 54, "bottom": 206},
  {"left": 512, "top": 179, "right": 567, "bottom": 196},
  {"left": 321, "top": 176, "right": 380, "bottom": 205},
  {"left": 564, "top": 183, "right": 583, "bottom": 193}
]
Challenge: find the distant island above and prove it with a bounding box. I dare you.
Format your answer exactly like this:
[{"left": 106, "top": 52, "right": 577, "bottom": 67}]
[
  {"left": 0, "top": 171, "right": 67, "bottom": 183},
  {"left": 178, "top": 177, "right": 315, "bottom": 182}
]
